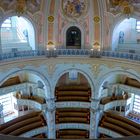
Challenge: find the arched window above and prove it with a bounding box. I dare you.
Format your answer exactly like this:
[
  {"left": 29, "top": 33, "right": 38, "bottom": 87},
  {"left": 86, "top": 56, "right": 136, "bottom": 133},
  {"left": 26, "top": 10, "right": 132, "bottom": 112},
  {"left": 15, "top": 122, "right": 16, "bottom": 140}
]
[
  {"left": 66, "top": 26, "right": 81, "bottom": 49},
  {"left": 1, "top": 16, "right": 35, "bottom": 53},
  {"left": 112, "top": 18, "right": 140, "bottom": 52}
]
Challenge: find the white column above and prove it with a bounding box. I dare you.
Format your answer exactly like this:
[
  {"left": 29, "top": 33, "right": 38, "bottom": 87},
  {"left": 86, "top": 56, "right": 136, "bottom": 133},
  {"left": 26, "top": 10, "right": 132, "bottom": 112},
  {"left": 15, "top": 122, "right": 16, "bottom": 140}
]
[
  {"left": 90, "top": 99, "right": 101, "bottom": 139},
  {"left": 45, "top": 98, "right": 56, "bottom": 139}
]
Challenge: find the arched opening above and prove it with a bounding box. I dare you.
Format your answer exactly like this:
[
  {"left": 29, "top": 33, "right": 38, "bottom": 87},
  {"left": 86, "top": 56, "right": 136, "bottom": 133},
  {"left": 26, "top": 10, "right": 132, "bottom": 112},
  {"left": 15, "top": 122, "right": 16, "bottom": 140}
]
[
  {"left": 98, "top": 73, "right": 140, "bottom": 138},
  {"left": 0, "top": 71, "right": 47, "bottom": 123},
  {"left": 99, "top": 73, "right": 140, "bottom": 121},
  {"left": 55, "top": 71, "right": 91, "bottom": 139},
  {"left": 112, "top": 18, "right": 140, "bottom": 52},
  {"left": 66, "top": 26, "right": 81, "bottom": 49},
  {"left": 1, "top": 16, "right": 35, "bottom": 53}
]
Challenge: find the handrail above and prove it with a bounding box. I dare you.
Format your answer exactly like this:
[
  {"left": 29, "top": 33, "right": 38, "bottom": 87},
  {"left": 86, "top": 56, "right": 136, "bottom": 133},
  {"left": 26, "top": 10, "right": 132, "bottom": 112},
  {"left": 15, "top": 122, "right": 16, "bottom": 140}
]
[{"left": 0, "top": 49, "right": 140, "bottom": 62}]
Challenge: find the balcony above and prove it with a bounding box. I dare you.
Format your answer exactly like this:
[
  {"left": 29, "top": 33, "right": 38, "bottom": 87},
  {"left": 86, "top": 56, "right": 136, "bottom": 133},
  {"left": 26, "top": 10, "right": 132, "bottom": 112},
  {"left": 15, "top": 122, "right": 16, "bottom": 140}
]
[{"left": 0, "top": 49, "right": 140, "bottom": 62}]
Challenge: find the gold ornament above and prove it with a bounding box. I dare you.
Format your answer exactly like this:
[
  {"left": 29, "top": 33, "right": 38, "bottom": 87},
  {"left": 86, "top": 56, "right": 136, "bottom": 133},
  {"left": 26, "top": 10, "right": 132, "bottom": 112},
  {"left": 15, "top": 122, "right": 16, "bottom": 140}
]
[
  {"left": 93, "top": 16, "right": 100, "bottom": 23},
  {"left": 48, "top": 16, "right": 54, "bottom": 22},
  {"left": 47, "top": 41, "right": 54, "bottom": 45},
  {"left": 123, "top": 6, "right": 131, "bottom": 15}
]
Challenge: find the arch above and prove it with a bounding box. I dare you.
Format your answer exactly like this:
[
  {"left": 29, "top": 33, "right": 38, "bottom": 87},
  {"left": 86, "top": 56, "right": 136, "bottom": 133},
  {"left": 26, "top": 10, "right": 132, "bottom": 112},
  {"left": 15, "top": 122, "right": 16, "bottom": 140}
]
[
  {"left": 0, "top": 13, "right": 38, "bottom": 52},
  {"left": 66, "top": 26, "right": 81, "bottom": 49},
  {"left": 61, "top": 23, "right": 85, "bottom": 49},
  {"left": 53, "top": 68, "right": 95, "bottom": 99},
  {"left": 110, "top": 14, "right": 140, "bottom": 50},
  {"left": 0, "top": 69, "right": 51, "bottom": 98},
  {"left": 97, "top": 69, "right": 140, "bottom": 99}
]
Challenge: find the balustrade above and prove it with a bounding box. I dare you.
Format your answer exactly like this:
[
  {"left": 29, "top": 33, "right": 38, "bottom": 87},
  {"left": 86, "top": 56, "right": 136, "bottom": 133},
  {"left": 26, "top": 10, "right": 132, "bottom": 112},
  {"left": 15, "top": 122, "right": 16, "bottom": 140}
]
[{"left": 0, "top": 49, "right": 140, "bottom": 62}]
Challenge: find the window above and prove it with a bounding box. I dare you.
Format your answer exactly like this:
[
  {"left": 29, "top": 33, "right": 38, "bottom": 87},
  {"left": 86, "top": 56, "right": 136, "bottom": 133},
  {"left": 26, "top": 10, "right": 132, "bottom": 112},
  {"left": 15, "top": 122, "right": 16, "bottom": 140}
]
[
  {"left": 133, "top": 95, "right": 140, "bottom": 113},
  {"left": 0, "top": 93, "right": 14, "bottom": 117},
  {"left": 1, "top": 18, "right": 12, "bottom": 28},
  {"left": 136, "top": 21, "right": 140, "bottom": 32}
]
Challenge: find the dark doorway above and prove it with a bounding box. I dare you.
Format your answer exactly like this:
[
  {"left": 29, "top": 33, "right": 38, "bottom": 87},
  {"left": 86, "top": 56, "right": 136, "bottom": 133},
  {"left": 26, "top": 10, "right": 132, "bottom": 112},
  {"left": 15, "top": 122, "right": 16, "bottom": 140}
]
[{"left": 66, "top": 26, "right": 81, "bottom": 49}]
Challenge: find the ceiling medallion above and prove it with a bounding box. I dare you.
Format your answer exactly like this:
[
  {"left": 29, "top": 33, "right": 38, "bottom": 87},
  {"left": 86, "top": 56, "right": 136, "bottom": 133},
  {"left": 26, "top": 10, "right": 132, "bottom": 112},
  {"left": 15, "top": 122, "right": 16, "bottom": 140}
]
[
  {"left": 48, "top": 16, "right": 54, "bottom": 22},
  {"left": 93, "top": 16, "right": 100, "bottom": 23},
  {"left": 61, "top": 0, "right": 89, "bottom": 21}
]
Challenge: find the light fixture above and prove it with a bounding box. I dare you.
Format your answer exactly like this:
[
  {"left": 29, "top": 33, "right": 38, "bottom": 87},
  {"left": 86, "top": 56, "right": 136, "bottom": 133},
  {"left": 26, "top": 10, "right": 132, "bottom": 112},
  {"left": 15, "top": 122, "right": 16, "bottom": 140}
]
[
  {"left": 47, "top": 41, "right": 55, "bottom": 50},
  {"left": 93, "top": 42, "right": 100, "bottom": 51}
]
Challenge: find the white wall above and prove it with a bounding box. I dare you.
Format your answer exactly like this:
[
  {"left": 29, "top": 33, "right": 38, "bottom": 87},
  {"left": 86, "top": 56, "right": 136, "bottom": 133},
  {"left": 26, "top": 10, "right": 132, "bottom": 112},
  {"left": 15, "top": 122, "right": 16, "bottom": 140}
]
[
  {"left": 17, "top": 17, "right": 35, "bottom": 50},
  {"left": 112, "top": 18, "right": 138, "bottom": 51}
]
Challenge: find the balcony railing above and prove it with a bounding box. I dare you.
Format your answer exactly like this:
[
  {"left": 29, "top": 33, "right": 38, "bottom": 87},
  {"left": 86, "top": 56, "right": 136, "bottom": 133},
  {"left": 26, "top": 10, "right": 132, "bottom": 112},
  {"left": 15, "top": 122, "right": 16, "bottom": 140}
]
[{"left": 0, "top": 49, "right": 140, "bottom": 62}]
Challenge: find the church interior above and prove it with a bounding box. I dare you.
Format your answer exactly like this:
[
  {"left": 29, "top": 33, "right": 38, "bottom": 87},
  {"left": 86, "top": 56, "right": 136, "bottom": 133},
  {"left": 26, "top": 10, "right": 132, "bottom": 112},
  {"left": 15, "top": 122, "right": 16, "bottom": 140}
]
[{"left": 0, "top": 0, "right": 140, "bottom": 139}]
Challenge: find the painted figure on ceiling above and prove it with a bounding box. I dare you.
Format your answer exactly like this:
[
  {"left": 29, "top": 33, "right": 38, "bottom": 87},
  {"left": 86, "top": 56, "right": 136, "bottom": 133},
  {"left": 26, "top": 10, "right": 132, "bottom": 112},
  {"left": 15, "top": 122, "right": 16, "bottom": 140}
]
[{"left": 62, "top": 0, "right": 88, "bottom": 19}]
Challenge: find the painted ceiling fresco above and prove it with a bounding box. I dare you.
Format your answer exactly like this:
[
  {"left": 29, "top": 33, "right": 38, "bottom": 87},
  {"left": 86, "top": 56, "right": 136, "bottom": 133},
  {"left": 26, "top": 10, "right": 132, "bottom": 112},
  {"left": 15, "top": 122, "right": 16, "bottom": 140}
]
[
  {"left": 61, "top": 0, "right": 89, "bottom": 20},
  {"left": 0, "top": 0, "right": 42, "bottom": 14},
  {"left": 106, "top": 0, "right": 140, "bottom": 15}
]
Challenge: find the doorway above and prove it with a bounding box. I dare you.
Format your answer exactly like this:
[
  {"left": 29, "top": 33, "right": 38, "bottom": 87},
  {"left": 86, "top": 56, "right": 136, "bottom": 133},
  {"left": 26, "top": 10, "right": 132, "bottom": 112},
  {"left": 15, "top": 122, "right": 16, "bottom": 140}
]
[{"left": 66, "top": 26, "right": 81, "bottom": 49}]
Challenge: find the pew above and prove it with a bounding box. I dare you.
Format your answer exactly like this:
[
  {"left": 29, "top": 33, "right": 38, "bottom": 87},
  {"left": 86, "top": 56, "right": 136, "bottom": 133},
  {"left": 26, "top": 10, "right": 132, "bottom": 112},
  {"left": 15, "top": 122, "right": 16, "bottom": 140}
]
[
  {"left": 106, "top": 112, "right": 140, "bottom": 129},
  {"left": 0, "top": 116, "right": 41, "bottom": 134},
  {"left": 9, "top": 121, "right": 43, "bottom": 136},
  {"left": 0, "top": 111, "right": 41, "bottom": 131},
  {"left": 57, "top": 129, "right": 89, "bottom": 139},
  {"left": 55, "top": 85, "right": 91, "bottom": 102},
  {"left": 125, "top": 77, "right": 140, "bottom": 88},
  {"left": 57, "top": 112, "right": 88, "bottom": 117},
  {"left": 57, "top": 117, "right": 88, "bottom": 123},
  {"left": 104, "top": 116, "right": 140, "bottom": 135},
  {"left": 57, "top": 86, "right": 90, "bottom": 91},
  {"left": 102, "top": 122, "right": 135, "bottom": 136}
]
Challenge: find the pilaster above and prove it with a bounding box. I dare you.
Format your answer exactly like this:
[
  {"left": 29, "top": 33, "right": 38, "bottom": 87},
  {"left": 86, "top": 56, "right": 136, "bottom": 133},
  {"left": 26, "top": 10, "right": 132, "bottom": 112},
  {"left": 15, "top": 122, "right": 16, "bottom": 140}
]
[{"left": 45, "top": 98, "right": 56, "bottom": 139}]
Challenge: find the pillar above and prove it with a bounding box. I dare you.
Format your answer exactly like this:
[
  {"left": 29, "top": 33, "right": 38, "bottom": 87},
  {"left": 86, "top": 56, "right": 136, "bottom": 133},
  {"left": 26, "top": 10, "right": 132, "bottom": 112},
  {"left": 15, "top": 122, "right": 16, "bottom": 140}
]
[
  {"left": 45, "top": 98, "right": 56, "bottom": 139},
  {"left": 90, "top": 98, "right": 101, "bottom": 139}
]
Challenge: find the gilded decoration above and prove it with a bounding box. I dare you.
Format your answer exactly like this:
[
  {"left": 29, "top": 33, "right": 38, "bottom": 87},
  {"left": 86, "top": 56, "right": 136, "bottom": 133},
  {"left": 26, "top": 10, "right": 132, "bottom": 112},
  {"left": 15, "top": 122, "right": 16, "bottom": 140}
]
[
  {"left": 93, "top": 16, "right": 100, "bottom": 23},
  {"left": 61, "top": 0, "right": 89, "bottom": 20},
  {"left": 48, "top": 16, "right": 54, "bottom": 22},
  {"left": 106, "top": 0, "right": 139, "bottom": 15}
]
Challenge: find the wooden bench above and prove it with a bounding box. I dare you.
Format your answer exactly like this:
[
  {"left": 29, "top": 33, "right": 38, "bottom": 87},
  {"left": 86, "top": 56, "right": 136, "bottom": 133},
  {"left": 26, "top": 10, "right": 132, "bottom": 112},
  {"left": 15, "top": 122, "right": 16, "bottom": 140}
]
[
  {"left": 57, "top": 112, "right": 88, "bottom": 117},
  {"left": 0, "top": 111, "right": 41, "bottom": 131},
  {"left": 57, "top": 129, "right": 89, "bottom": 139},
  {"left": 102, "top": 122, "right": 135, "bottom": 136},
  {"left": 58, "top": 130, "right": 88, "bottom": 135},
  {"left": 9, "top": 121, "right": 43, "bottom": 136},
  {"left": 104, "top": 116, "right": 140, "bottom": 135},
  {"left": 57, "top": 96, "right": 89, "bottom": 101},
  {"left": 0, "top": 116, "right": 41, "bottom": 134},
  {"left": 59, "top": 135, "right": 88, "bottom": 139},
  {"left": 56, "top": 86, "right": 90, "bottom": 91},
  {"left": 106, "top": 112, "right": 140, "bottom": 129},
  {"left": 125, "top": 77, "right": 140, "bottom": 88},
  {"left": 57, "top": 117, "right": 88, "bottom": 123},
  {"left": 57, "top": 108, "right": 89, "bottom": 112}
]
